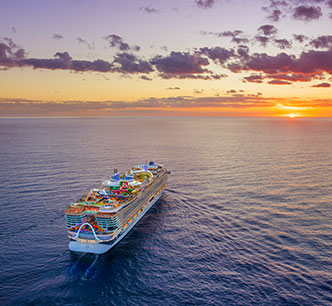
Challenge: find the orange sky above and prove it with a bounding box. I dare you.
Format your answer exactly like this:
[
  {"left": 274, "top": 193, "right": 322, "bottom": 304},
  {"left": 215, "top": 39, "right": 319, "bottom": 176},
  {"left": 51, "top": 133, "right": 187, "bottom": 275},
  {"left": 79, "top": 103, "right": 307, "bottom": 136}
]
[{"left": 1, "top": 0, "right": 332, "bottom": 117}]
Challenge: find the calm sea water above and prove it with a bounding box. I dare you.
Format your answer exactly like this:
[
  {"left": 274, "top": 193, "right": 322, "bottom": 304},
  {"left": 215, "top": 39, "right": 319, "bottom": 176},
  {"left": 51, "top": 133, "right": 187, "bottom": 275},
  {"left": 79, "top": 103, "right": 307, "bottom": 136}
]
[{"left": 0, "top": 117, "right": 331, "bottom": 306}]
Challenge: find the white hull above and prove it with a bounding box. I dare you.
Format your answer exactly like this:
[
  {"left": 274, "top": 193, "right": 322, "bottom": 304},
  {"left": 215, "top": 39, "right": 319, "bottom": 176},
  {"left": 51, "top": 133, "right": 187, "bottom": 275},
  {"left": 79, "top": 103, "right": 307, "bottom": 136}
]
[{"left": 69, "top": 188, "right": 164, "bottom": 254}]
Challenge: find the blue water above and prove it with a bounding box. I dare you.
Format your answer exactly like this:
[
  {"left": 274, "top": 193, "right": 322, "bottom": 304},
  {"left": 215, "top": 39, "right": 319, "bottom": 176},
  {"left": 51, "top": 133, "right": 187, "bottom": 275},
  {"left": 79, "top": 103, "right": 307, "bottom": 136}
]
[{"left": 0, "top": 117, "right": 331, "bottom": 306}]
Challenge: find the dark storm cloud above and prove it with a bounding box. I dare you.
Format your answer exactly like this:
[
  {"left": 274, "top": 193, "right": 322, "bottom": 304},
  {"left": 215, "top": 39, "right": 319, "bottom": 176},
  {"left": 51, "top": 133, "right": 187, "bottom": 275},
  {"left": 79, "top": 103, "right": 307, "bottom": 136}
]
[
  {"left": 195, "top": 0, "right": 216, "bottom": 9},
  {"left": 293, "top": 5, "right": 322, "bottom": 21},
  {"left": 151, "top": 51, "right": 209, "bottom": 75},
  {"left": 258, "top": 25, "right": 278, "bottom": 36},
  {"left": 113, "top": 52, "right": 153, "bottom": 74},
  {"left": 311, "top": 82, "right": 331, "bottom": 87},
  {"left": 104, "top": 34, "right": 140, "bottom": 52}
]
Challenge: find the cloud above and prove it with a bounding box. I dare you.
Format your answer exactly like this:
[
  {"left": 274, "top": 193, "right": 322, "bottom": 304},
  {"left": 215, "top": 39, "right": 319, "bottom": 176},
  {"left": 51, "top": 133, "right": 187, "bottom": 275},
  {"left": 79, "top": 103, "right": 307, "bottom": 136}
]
[
  {"left": 151, "top": 51, "right": 209, "bottom": 75},
  {"left": 258, "top": 25, "right": 278, "bottom": 36},
  {"left": 268, "top": 79, "right": 292, "bottom": 85},
  {"left": 23, "top": 53, "right": 113, "bottom": 72},
  {"left": 199, "top": 47, "right": 234, "bottom": 65},
  {"left": 293, "top": 5, "right": 322, "bottom": 21},
  {"left": 293, "top": 34, "right": 308, "bottom": 43},
  {"left": 200, "top": 30, "right": 249, "bottom": 44},
  {"left": 77, "top": 37, "right": 95, "bottom": 50},
  {"left": 274, "top": 39, "right": 292, "bottom": 49},
  {"left": 262, "top": 1, "right": 287, "bottom": 21},
  {"left": 0, "top": 40, "right": 25, "bottom": 67},
  {"left": 159, "top": 73, "right": 226, "bottom": 80},
  {"left": 193, "top": 89, "right": 204, "bottom": 94},
  {"left": 113, "top": 52, "right": 153, "bottom": 74},
  {"left": 0, "top": 39, "right": 223, "bottom": 79},
  {"left": 0, "top": 94, "right": 278, "bottom": 117},
  {"left": 166, "top": 87, "right": 180, "bottom": 90},
  {"left": 255, "top": 36, "right": 270, "bottom": 47},
  {"left": 3, "top": 37, "right": 19, "bottom": 50},
  {"left": 266, "top": 73, "right": 315, "bottom": 82},
  {"left": 217, "top": 30, "right": 243, "bottom": 37},
  {"left": 195, "top": 0, "right": 216, "bottom": 9},
  {"left": 140, "top": 6, "right": 160, "bottom": 14},
  {"left": 263, "top": 1, "right": 328, "bottom": 22},
  {"left": 237, "top": 45, "right": 250, "bottom": 59},
  {"left": 243, "top": 75, "right": 264, "bottom": 83},
  {"left": 0, "top": 39, "right": 156, "bottom": 75},
  {"left": 268, "top": 9, "right": 282, "bottom": 21},
  {"left": 53, "top": 33, "right": 63, "bottom": 41},
  {"left": 229, "top": 49, "right": 332, "bottom": 81},
  {"left": 311, "top": 82, "right": 331, "bottom": 87},
  {"left": 0, "top": 40, "right": 113, "bottom": 73},
  {"left": 140, "top": 75, "right": 152, "bottom": 81},
  {"left": 309, "top": 35, "right": 332, "bottom": 48},
  {"left": 104, "top": 34, "right": 140, "bottom": 52},
  {"left": 2, "top": 94, "right": 331, "bottom": 117}
]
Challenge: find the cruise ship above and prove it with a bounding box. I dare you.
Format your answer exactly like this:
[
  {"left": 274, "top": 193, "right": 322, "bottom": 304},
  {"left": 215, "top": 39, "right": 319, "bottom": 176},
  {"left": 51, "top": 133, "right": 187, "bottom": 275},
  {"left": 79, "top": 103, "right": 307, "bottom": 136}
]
[{"left": 65, "top": 162, "right": 168, "bottom": 254}]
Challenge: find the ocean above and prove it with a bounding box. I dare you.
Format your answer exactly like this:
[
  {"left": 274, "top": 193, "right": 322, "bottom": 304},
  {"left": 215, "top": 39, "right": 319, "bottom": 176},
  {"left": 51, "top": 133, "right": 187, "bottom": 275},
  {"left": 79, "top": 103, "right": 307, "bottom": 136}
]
[{"left": 0, "top": 117, "right": 331, "bottom": 305}]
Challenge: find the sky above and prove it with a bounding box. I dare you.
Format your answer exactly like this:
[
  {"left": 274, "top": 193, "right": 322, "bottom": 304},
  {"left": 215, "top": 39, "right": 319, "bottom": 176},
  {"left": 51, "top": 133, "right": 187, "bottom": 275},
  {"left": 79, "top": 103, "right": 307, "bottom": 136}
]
[{"left": 1, "top": 0, "right": 332, "bottom": 117}]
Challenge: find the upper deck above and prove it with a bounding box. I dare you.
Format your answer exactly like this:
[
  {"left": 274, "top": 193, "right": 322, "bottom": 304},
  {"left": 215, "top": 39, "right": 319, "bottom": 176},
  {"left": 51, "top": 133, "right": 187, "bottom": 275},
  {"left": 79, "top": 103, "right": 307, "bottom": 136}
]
[{"left": 65, "top": 162, "right": 166, "bottom": 217}]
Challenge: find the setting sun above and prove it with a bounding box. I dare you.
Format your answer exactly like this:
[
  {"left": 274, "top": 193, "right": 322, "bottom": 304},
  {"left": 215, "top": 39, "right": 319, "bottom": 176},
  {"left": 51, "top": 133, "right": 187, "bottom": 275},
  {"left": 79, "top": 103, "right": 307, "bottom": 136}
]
[{"left": 289, "top": 114, "right": 296, "bottom": 118}]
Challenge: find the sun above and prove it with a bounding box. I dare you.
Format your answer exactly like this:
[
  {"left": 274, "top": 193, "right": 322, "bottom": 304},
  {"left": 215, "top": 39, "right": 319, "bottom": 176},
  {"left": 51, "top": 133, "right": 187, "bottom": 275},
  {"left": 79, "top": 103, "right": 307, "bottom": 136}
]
[{"left": 288, "top": 114, "right": 296, "bottom": 118}]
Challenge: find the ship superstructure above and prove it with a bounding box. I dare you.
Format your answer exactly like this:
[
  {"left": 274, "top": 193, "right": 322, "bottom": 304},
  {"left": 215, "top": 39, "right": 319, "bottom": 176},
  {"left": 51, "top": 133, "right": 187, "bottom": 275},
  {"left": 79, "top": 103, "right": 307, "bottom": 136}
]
[{"left": 65, "top": 162, "right": 168, "bottom": 254}]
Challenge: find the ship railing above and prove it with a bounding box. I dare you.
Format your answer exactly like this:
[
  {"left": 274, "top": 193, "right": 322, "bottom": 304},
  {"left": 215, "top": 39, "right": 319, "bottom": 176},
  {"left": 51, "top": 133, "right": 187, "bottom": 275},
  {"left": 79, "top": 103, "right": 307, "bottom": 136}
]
[{"left": 73, "top": 222, "right": 102, "bottom": 242}]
